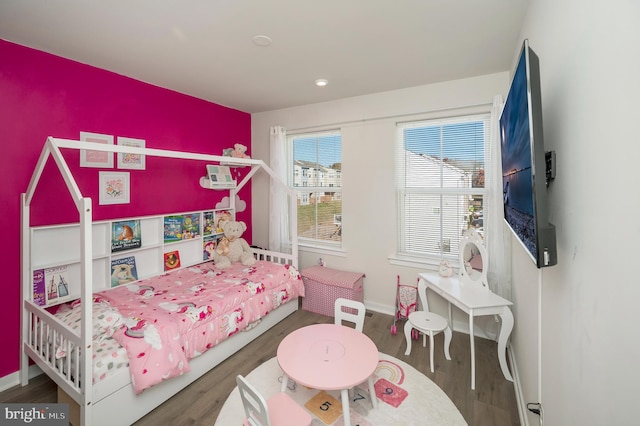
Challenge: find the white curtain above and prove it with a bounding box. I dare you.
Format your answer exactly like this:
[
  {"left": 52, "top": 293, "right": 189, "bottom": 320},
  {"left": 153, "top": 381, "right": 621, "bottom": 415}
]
[
  {"left": 269, "top": 126, "right": 290, "bottom": 253},
  {"left": 486, "top": 95, "right": 512, "bottom": 300}
]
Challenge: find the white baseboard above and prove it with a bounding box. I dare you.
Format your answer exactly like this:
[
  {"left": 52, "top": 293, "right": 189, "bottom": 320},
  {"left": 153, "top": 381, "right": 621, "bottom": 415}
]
[
  {"left": 364, "top": 300, "right": 497, "bottom": 341},
  {"left": 0, "top": 364, "right": 43, "bottom": 393},
  {"left": 363, "top": 300, "right": 395, "bottom": 316},
  {"left": 508, "top": 346, "right": 529, "bottom": 426}
]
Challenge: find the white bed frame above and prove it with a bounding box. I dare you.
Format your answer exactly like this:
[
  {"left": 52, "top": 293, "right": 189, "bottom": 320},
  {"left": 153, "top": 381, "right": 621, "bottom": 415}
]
[{"left": 20, "top": 137, "right": 298, "bottom": 425}]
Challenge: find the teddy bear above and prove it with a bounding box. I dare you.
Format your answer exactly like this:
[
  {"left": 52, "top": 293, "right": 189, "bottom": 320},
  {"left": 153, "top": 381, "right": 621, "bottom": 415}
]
[
  {"left": 222, "top": 143, "right": 250, "bottom": 159},
  {"left": 211, "top": 220, "right": 256, "bottom": 269},
  {"left": 231, "top": 143, "right": 249, "bottom": 158}
]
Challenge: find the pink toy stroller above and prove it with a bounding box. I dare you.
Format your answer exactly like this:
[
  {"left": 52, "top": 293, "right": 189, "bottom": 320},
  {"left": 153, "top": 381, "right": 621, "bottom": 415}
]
[{"left": 390, "top": 275, "right": 419, "bottom": 339}]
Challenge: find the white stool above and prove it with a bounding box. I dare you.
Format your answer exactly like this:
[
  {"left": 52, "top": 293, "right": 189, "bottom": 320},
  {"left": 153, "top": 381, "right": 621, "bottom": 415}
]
[{"left": 403, "top": 278, "right": 453, "bottom": 374}]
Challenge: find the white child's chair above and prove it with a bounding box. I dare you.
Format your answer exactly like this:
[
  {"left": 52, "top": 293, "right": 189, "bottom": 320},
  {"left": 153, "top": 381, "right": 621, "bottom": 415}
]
[
  {"left": 236, "top": 374, "right": 312, "bottom": 426},
  {"left": 334, "top": 297, "right": 366, "bottom": 331},
  {"left": 403, "top": 279, "right": 452, "bottom": 373},
  {"left": 333, "top": 298, "right": 378, "bottom": 409}
]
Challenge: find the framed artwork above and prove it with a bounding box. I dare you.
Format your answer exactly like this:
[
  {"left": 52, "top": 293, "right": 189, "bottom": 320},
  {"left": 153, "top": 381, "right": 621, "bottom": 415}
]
[
  {"left": 99, "top": 171, "right": 130, "bottom": 205},
  {"left": 117, "top": 137, "right": 146, "bottom": 170},
  {"left": 80, "top": 132, "right": 114, "bottom": 168}
]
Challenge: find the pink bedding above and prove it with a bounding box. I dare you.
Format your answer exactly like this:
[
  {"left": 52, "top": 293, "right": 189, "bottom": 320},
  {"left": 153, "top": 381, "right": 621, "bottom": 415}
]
[{"left": 96, "top": 260, "right": 304, "bottom": 394}]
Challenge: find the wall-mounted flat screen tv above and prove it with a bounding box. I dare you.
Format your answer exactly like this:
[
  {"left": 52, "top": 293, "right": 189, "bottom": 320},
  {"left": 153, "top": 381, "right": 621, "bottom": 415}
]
[{"left": 500, "top": 39, "right": 557, "bottom": 268}]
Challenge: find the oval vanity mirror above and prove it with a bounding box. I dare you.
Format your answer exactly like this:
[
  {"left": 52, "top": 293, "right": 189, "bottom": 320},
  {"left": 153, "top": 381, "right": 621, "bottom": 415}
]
[{"left": 459, "top": 230, "right": 489, "bottom": 290}]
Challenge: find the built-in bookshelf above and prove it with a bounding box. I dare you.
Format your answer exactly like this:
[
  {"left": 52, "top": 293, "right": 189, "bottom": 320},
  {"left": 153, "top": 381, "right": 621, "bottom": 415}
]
[{"left": 30, "top": 208, "right": 234, "bottom": 307}]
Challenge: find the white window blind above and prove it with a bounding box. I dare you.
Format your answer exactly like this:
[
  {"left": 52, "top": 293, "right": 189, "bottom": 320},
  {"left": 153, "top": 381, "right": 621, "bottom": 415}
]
[
  {"left": 289, "top": 130, "right": 342, "bottom": 245},
  {"left": 397, "top": 114, "right": 491, "bottom": 260}
]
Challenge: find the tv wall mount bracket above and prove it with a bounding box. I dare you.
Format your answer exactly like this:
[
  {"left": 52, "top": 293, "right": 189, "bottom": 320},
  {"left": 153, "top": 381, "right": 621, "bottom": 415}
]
[{"left": 545, "top": 150, "right": 556, "bottom": 186}]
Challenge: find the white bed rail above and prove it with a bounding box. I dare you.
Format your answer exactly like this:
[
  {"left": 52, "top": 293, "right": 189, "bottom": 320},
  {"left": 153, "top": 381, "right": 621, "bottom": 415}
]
[
  {"left": 23, "top": 300, "right": 84, "bottom": 403},
  {"left": 250, "top": 247, "right": 296, "bottom": 267}
]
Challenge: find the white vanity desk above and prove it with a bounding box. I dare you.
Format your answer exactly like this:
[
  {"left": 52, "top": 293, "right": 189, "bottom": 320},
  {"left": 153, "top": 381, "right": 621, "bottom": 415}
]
[{"left": 419, "top": 271, "right": 513, "bottom": 389}]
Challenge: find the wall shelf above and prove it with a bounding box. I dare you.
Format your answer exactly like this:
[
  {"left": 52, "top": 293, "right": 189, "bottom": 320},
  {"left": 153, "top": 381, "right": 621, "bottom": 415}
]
[{"left": 199, "top": 176, "right": 236, "bottom": 190}]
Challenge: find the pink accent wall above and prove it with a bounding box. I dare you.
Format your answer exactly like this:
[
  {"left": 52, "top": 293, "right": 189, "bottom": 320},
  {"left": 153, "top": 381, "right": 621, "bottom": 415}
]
[{"left": 0, "top": 40, "right": 252, "bottom": 379}]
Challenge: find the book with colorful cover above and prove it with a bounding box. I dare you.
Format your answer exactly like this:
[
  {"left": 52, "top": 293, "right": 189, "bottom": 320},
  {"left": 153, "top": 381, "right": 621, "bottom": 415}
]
[
  {"left": 181, "top": 213, "right": 200, "bottom": 239},
  {"left": 164, "top": 250, "right": 181, "bottom": 271},
  {"left": 111, "top": 219, "right": 142, "bottom": 253},
  {"left": 37, "top": 265, "right": 70, "bottom": 305},
  {"left": 203, "top": 211, "right": 215, "bottom": 236},
  {"left": 163, "top": 216, "right": 183, "bottom": 243},
  {"left": 203, "top": 235, "right": 220, "bottom": 261},
  {"left": 32, "top": 269, "right": 46, "bottom": 306},
  {"left": 164, "top": 213, "right": 201, "bottom": 242},
  {"left": 111, "top": 256, "right": 138, "bottom": 287}
]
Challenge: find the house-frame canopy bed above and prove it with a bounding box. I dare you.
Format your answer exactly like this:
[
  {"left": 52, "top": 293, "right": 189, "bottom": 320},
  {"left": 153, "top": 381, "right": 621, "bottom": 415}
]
[{"left": 20, "top": 137, "right": 300, "bottom": 425}]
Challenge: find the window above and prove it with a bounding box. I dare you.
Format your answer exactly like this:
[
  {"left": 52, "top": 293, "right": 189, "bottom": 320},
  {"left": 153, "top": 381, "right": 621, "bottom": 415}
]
[
  {"left": 397, "top": 114, "right": 491, "bottom": 261},
  {"left": 290, "top": 131, "right": 342, "bottom": 246}
]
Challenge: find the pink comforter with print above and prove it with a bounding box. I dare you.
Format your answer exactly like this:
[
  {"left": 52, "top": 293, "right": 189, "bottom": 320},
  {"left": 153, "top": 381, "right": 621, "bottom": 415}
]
[{"left": 96, "top": 260, "right": 304, "bottom": 394}]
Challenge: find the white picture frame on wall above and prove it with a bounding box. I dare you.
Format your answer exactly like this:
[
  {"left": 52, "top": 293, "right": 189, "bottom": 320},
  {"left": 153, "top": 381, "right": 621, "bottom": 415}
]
[
  {"left": 80, "top": 131, "right": 114, "bottom": 168},
  {"left": 99, "top": 171, "right": 130, "bottom": 205},
  {"left": 116, "top": 137, "right": 146, "bottom": 170}
]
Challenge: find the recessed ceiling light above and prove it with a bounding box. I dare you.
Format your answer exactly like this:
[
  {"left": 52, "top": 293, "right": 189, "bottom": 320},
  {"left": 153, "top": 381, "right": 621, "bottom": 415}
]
[
  {"left": 315, "top": 79, "right": 328, "bottom": 87},
  {"left": 252, "top": 35, "right": 272, "bottom": 47}
]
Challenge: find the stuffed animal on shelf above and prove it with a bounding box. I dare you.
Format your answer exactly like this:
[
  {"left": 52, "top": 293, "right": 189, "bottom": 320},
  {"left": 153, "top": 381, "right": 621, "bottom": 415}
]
[
  {"left": 222, "top": 143, "right": 250, "bottom": 159},
  {"left": 231, "top": 143, "right": 249, "bottom": 158},
  {"left": 211, "top": 220, "right": 256, "bottom": 269}
]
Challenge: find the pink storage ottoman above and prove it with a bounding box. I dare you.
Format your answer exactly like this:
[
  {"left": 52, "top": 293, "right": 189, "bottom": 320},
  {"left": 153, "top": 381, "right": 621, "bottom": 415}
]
[{"left": 301, "top": 265, "right": 365, "bottom": 316}]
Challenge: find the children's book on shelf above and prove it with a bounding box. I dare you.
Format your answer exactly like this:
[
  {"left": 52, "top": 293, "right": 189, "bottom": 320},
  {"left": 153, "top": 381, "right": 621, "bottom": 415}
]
[
  {"left": 111, "top": 219, "right": 142, "bottom": 253},
  {"left": 181, "top": 212, "right": 200, "bottom": 239},
  {"left": 203, "top": 211, "right": 215, "bottom": 236},
  {"left": 206, "top": 165, "right": 235, "bottom": 188},
  {"left": 163, "top": 213, "right": 201, "bottom": 243},
  {"left": 32, "top": 269, "right": 47, "bottom": 306},
  {"left": 111, "top": 256, "right": 138, "bottom": 287},
  {"left": 34, "top": 265, "right": 71, "bottom": 305},
  {"left": 164, "top": 250, "right": 181, "bottom": 271},
  {"left": 163, "top": 216, "right": 182, "bottom": 243},
  {"left": 203, "top": 235, "right": 221, "bottom": 261}
]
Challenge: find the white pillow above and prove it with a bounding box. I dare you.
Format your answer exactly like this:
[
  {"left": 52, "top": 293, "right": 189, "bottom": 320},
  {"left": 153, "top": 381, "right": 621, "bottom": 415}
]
[{"left": 56, "top": 299, "right": 123, "bottom": 342}]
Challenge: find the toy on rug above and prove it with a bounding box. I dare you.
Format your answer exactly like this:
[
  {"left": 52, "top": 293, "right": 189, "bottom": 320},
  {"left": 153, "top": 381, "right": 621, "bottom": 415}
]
[
  {"left": 222, "top": 143, "right": 250, "bottom": 159},
  {"left": 212, "top": 220, "right": 256, "bottom": 269}
]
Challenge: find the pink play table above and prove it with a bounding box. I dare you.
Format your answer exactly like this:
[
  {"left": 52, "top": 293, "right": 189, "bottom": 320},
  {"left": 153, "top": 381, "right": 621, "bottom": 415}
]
[{"left": 277, "top": 323, "right": 379, "bottom": 426}]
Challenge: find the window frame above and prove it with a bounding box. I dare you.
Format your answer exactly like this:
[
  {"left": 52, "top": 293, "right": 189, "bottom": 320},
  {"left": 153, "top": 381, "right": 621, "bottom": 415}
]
[
  {"left": 288, "top": 130, "right": 343, "bottom": 249},
  {"left": 396, "top": 113, "right": 491, "bottom": 265}
]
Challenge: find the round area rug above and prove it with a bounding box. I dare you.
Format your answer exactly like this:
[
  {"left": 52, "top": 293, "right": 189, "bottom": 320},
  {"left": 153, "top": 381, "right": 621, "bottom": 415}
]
[{"left": 215, "top": 352, "right": 467, "bottom": 426}]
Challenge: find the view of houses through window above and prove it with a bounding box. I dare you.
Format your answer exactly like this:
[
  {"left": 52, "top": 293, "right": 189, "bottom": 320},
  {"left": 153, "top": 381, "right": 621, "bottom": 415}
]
[
  {"left": 290, "top": 131, "right": 342, "bottom": 245},
  {"left": 397, "top": 114, "right": 490, "bottom": 260}
]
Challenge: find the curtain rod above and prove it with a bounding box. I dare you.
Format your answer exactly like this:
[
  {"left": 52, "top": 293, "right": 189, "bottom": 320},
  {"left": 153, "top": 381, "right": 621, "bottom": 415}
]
[{"left": 285, "top": 101, "right": 493, "bottom": 134}]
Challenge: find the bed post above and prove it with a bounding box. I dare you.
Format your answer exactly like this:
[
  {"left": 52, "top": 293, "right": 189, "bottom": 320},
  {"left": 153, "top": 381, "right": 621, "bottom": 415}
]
[
  {"left": 20, "top": 194, "right": 30, "bottom": 386},
  {"left": 80, "top": 197, "right": 94, "bottom": 425}
]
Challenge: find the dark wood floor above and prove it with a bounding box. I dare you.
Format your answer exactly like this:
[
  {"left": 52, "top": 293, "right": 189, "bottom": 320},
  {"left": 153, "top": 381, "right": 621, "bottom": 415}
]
[{"left": 0, "top": 308, "right": 520, "bottom": 425}]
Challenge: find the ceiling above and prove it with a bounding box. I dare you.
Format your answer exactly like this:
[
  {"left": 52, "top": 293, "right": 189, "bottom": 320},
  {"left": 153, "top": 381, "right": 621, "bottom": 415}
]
[{"left": 0, "top": 1, "right": 529, "bottom": 114}]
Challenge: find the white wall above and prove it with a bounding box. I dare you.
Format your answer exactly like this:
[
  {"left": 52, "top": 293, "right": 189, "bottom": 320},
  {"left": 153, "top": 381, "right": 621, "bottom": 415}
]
[
  {"left": 252, "top": 73, "right": 507, "bottom": 317},
  {"left": 251, "top": 2, "right": 640, "bottom": 424},
  {"left": 513, "top": 0, "right": 640, "bottom": 424}
]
